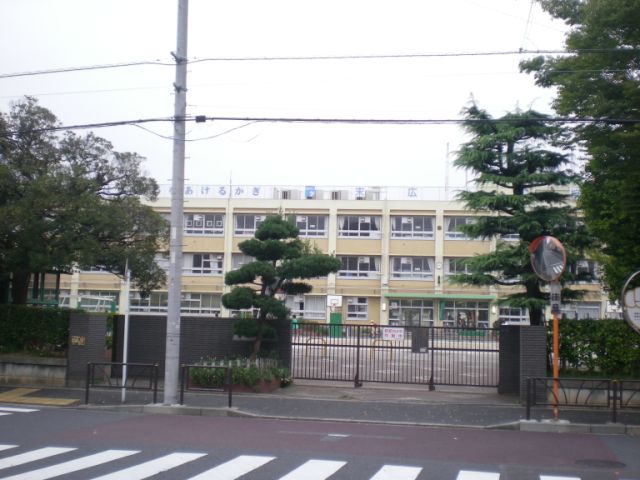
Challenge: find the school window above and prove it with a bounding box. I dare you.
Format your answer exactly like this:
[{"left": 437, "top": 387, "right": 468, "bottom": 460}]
[
  {"left": 234, "top": 214, "right": 266, "bottom": 235},
  {"left": 346, "top": 297, "right": 368, "bottom": 320},
  {"left": 560, "top": 302, "right": 602, "bottom": 320},
  {"left": 444, "top": 216, "right": 475, "bottom": 240},
  {"left": 388, "top": 299, "right": 434, "bottom": 326},
  {"left": 184, "top": 213, "right": 224, "bottom": 235},
  {"left": 338, "top": 215, "right": 381, "bottom": 238},
  {"left": 232, "top": 253, "right": 254, "bottom": 269},
  {"left": 76, "top": 290, "right": 118, "bottom": 312},
  {"left": 498, "top": 307, "right": 529, "bottom": 325},
  {"left": 285, "top": 295, "right": 326, "bottom": 320},
  {"left": 338, "top": 256, "right": 380, "bottom": 278},
  {"left": 184, "top": 253, "right": 223, "bottom": 275},
  {"left": 180, "top": 293, "right": 221, "bottom": 315},
  {"left": 444, "top": 258, "right": 472, "bottom": 276},
  {"left": 130, "top": 292, "right": 168, "bottom": 313},
  {"left": 288, "top": 214, "right": 328, "bottom": 237},
  {"left": 391, "top": 216, "right": 434, "bottom": 239},
  {"left": 567, "top": 260, "right": 599, "bottom": 283},
  {"left": 443, "top": 301, "right": 490, "bottom": 328},
  {"left": 390, "top": 257, "right": 434, "bottom": 280}
]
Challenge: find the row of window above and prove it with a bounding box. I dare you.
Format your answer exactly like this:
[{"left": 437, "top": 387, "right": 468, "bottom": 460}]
[
  {"left": 56, "top": 290, "right": 602, "bottom": 323},
  {"left": 179, "top": 214, "right": 478, "bottom": 240},
  {"left": 87, "top": 254, "right": 600, "bottom": 282}
]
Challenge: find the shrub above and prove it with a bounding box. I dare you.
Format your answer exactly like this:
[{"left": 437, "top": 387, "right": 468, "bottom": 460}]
[
  {"left": 552, "top": 319, "right": 640, "bottom": 377},
  {"left": 0, "top": 305, "right": 71, "bottom": 355},
  {"left": 189, "top": 356, "right": 292, "bottom": 391}
]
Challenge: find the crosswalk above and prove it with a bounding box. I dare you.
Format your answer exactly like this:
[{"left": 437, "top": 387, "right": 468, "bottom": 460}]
[{"left": 0, "top": 444, "right": 632, "bottom": 479}]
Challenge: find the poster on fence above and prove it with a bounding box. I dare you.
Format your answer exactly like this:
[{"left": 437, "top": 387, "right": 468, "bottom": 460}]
[{"left": 382, "top": 327, "right": 405, "bottom": 341}]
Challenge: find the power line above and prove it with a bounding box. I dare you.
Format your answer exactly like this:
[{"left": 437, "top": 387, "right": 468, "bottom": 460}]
[
  {"left": 2, "top": 48, "right": 638, "bottom": 79},
  {"left": 2, "top": 114, "right": 639, "bottom": 138}
]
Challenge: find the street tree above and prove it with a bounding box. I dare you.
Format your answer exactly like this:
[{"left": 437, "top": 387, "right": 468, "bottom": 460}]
[
  {"left": 222, "top": 215, "right": 341, "bottom": 359},
  {"left": 520, "top": 0, "right": 640, "bottom": 297},
  {"left": 0, "top": 97, "right": 167, "bottom": 304},
  {"left": 451, "top": 104, "right": 597, "bottom": 325}
]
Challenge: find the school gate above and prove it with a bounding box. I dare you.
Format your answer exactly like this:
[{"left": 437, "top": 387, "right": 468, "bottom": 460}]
[{"left": 291, "top": 323, "right": 499, "bottom": 388}]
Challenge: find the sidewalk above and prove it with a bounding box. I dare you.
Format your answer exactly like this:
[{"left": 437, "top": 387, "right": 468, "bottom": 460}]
[{"left": 2, "top": 381, "right": 640, "bottom": 434}]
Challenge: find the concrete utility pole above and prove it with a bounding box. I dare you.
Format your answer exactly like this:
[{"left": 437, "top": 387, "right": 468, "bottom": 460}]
[{"left": 164, "top": 0, "right": 189, "bottom": 405}]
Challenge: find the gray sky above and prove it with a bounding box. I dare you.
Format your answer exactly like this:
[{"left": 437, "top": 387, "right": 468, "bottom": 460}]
[{"left": 1, "top": 0, "right": 568, "bottom": 188}]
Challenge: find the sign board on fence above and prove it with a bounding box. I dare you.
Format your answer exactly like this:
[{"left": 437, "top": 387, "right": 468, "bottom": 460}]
[{"left": 382, "top": 327, "right": 405, "bottom": 341}]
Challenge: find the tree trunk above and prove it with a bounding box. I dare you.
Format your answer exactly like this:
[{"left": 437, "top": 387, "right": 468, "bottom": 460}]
[
  {"left": 11, "top": 270, "right": 31, "bottom": 305},
  {"left": 250, "top": 321, "right": 265, "bottom": 361}
]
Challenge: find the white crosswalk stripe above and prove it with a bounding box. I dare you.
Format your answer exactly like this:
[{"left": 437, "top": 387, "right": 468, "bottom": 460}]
[
  {"left": 278, "top": 459, "right": 347, "bottom": 479},
  {"left": 90, "top": 452, "right": 206, "bottom": 480},
  {"left": 540, "top": 476, "right": 581, "bottom": 480},
  {"left": 370, "top": 464, "right": 422, "bottom": 479},
  {"left": 457, "top": 472, "right": 501, "bottom": 480},
  {"left": 0, "top": 449, "right": 139, "bottom": 480},
  {"left": 0, "top": 408, "right": 39, "bottom": 414},
  {"left": 0, "top": 447, "right": 76, "bottom": 470},
  {"left": 187, "top": 454, "right": 275, "bottom": 480},
  {"left": 0, "top": 446, "right": 17, "bottom": 453}
]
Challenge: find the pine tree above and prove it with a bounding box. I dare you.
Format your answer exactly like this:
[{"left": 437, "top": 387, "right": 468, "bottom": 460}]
[
  {"left": 222, "top": 215, "right": 341, "bottom": 359},
  {"left": 451, "top": 104, "right": 597, "bottom": 325}
]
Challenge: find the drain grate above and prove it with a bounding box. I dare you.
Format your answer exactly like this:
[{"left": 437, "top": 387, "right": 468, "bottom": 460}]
[{"left": 575, "top": 459, "right": 626, "bottom": 469}]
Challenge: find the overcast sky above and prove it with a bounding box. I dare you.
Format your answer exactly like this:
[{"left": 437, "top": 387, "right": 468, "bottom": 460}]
[{"left": 1, "top": 0, "right": 568, "bottom": 188}]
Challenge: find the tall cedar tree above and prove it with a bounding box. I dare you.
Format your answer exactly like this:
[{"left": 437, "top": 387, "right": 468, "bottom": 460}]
[
  {"left": 0, "top": 97, "right": 167, "bottom": 304},
  {"left": 451, "top": 105, "right": 597, "bottom": 325},
  {"left": 520, "top": 0, "right": 640, "bottom": 297},
  {"left": 222, "top": 215, "right": 341, "bottom": 359}
]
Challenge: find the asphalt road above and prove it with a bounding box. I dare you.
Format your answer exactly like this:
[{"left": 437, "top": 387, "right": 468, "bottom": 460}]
[{"left": 1, "top": 406, "right": 639, "bottom": 479}]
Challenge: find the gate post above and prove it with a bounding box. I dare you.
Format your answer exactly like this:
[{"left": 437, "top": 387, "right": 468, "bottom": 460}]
[
  {"left": 498, "top": 324, "right": 547, "bottom": 402},
  {"left": 354, "top": 325, "right": 362, "bottom": 387}
]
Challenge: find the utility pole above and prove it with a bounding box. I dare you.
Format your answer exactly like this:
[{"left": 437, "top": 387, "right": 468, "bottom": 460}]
[{"left": 164, "top": 0, "right": 189, "bottom": 405}]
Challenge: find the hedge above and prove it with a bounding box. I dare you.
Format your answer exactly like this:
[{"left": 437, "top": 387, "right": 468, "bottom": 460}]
[
  {"left": 0, "top": 305, "right": 71, "bottom": 354},
  {"left": 552, "top": 319, "right": 640, "bottom": 377}
]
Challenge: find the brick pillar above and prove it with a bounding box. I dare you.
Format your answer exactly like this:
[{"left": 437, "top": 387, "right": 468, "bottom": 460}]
[
  {"left": 498, "top": 325, "right": 547, "bottom": 402},
  {"left": 66, "top": 313, "right": 107, "bottom": 387}
]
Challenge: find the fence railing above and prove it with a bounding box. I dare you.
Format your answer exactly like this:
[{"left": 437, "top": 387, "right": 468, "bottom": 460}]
[
  {"left": 85, "top": 362, "right": 159, "bottom": 404},
  {"left": 180, "top": 364, "right": 233, "bottom": 407},
  {"left": 291, "top": 323, "right": 499, "bottom": 387},
  {"left": 525, "top": 377, "right": 640, "bottom": 423}
]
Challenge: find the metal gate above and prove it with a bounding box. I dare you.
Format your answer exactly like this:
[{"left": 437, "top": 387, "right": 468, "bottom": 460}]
[{"left": 291, "top": 323, "right": 499, "bottom": 387}]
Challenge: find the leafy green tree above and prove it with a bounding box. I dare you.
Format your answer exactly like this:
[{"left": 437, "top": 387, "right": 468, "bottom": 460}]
[
  {"left": 222, "top": 215, "right": 341, "bottom": 359},
  {"left": 520, "top": 0, "right": 640, "bottom": 297},
  {"left": 0, "top": 97, "right": 167, "bottom": 304},
  {"left": 451, "top": 104, "right": 597, "bottom": 325}
]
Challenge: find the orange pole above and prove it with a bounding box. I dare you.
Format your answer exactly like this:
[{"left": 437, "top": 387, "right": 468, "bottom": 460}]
[{"left": 552, "top": 311, "right": 559, "bottom": 421}]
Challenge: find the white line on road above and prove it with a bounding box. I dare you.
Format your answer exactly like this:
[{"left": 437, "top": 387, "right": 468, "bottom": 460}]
[
  {"left": 187, "top": 454, "right": 275, "bottom": 479},
  {"left": 90, "top": 452, "right": 206, "bottom": 480},
  {"left": 540, "top": 476, "right": 581, "bottom": 480},
  {"left": 278, "top": 459, "right": 347, "bottom": 480},
  {"left": 0, "top": 449, "right": 139, "bottom": 480},
  {"left": 0, "top": 407, "right": 39, "bottom": 413},
  {"left": 0, "top": 413, "right": 11, "bottom": 417},
  {"left": 370, "top": 464, "right": 423, "bottom": 479},
  {"left": 457, "top": 471, "right": 501, "bottom": 480},
  {"left": 0, "top": 447, "right": 76, "bottom": 470},
  {"left": 0, "top": 445, "right": 17, "bottom": 452}
]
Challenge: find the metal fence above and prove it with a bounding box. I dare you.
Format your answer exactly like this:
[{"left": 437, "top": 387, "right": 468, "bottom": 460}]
[
  {"left": 85, "top": 362, "right": 159, "bottom": 404},
  {"left": 291, "top": 323, "right": 499, "bottom": 387},
  {"left": 525, "top": 377, "right": 640, "bottom": 423}
]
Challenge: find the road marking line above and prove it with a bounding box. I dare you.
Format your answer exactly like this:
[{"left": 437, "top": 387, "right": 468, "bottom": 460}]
[
  {"left": 0, "top": 447, "right": 76, "bottom": 470},
  {"left": 89, "top": 452, "right": 206, "bottom": 480},
  {"left": 278, "top": 459, "right": 347, "bottom": 480},
  {"left": 457, "top": 471, "right": 501, "bottom": 480},
  {"left": 0, "top": 445, "right": 17, "bottom": 452},
  {"left": 0, "top": 449, "right": 139, "bottom": 480},
  {"left": 187, "top": 454, "right": 275, "bottom": 480},
  {"left": 0, "top": 389, "right": 76, "bottom": 407},
  {"left": 370, "top": 464, "right": 423, "bottom": 479},
  {"left": 0, "top": 413, "right": 11, "bottom": 417},
  {"left": 0, "top": 407, "right": 39, "bottom": 413},
  {"left": 540, "top": 476, "right": 581, "bottom": 480}
]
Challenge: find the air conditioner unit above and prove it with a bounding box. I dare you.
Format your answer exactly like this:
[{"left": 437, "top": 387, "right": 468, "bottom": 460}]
[
  {"left": 215, "top": 220, "right": 223, "bottom": 227},
  {"left": 205, "top": 221, "right": 213, "bottom": 227}
]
